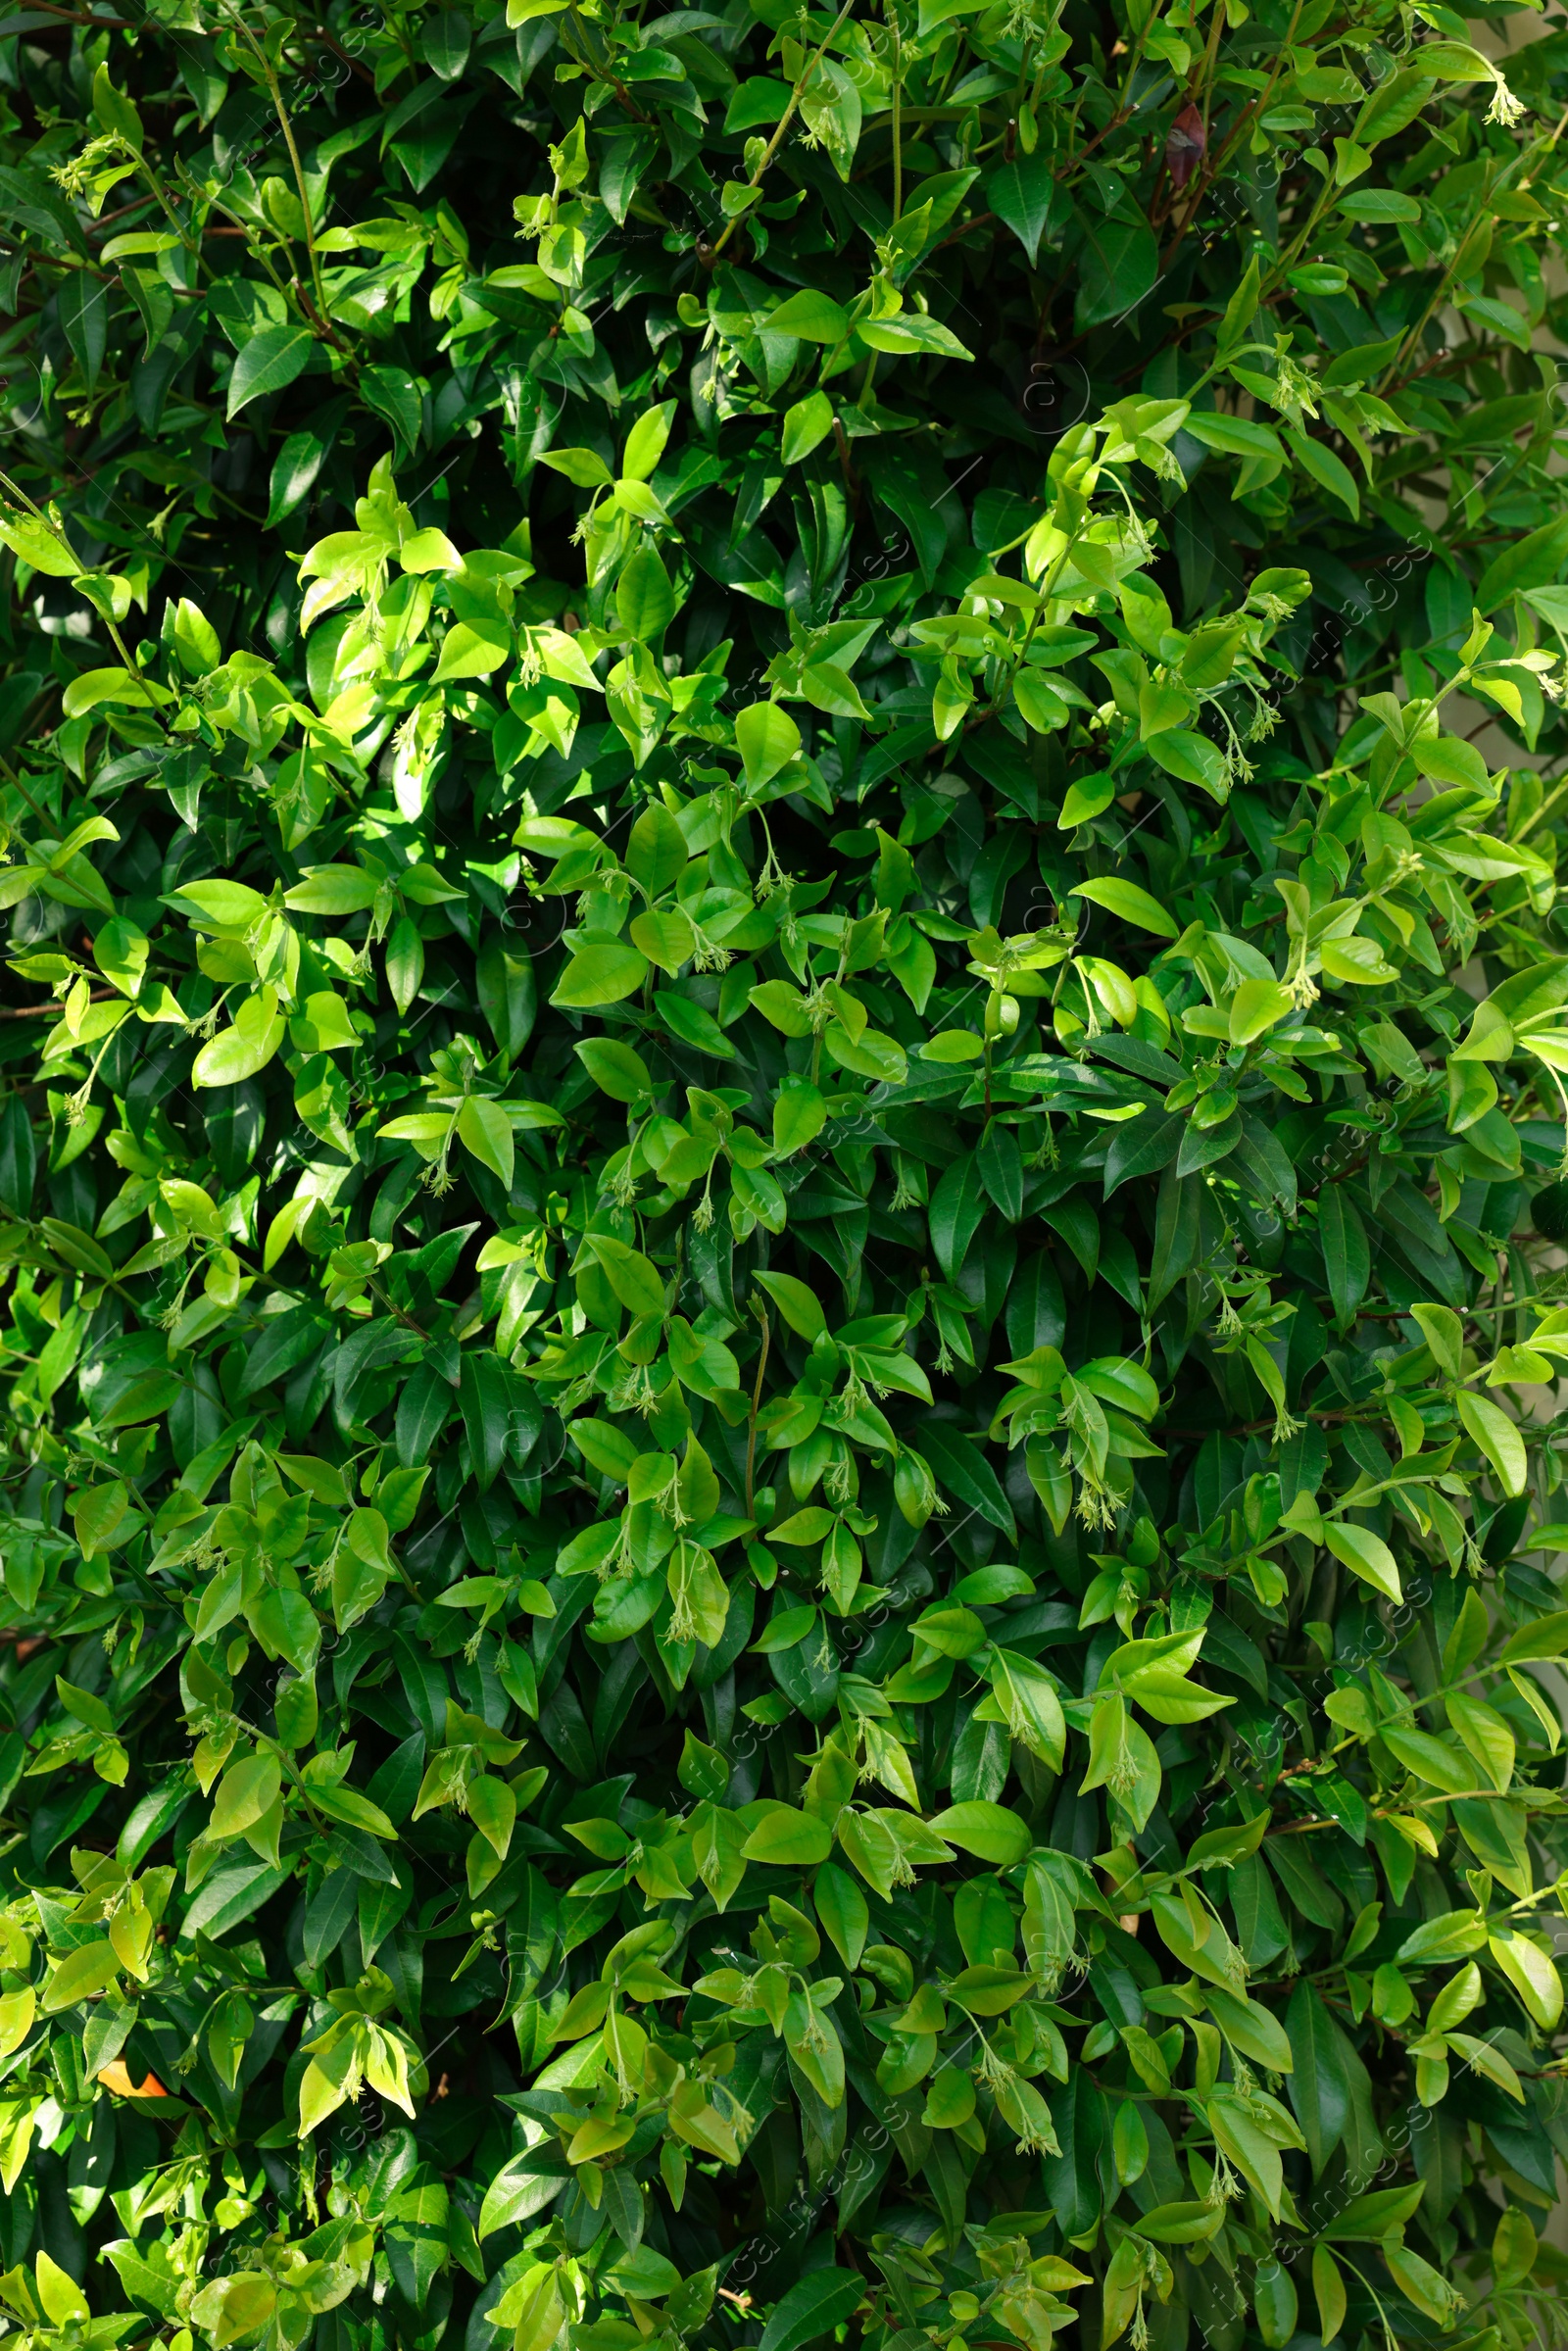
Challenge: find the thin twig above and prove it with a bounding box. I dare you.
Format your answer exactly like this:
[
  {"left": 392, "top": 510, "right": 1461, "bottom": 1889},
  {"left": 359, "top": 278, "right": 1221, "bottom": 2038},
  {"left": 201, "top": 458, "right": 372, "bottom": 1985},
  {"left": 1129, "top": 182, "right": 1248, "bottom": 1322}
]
[
  {"left": 745, "top": 1300, "right": 771, "bottom": 1519},
  {"left": 0, "top": 992, "right": 118, "bottom": 1019},
  {"left": 709, "top": 0, "right": 858, "bottom": 265}
]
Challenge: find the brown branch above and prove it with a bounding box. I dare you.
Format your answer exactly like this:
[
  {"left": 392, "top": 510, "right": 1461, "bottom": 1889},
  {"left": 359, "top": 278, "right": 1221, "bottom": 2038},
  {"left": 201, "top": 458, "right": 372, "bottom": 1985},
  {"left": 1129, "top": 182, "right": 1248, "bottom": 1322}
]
[
  {"left": 0, "top": 989, "right": 118, "bottom": 1019},
  {"left": 86, "top": 193, "right": 159, "bottom": 237},
  {"left": 932, "top": 209, "right": 996, "bottom": 254},
  {"left": 309, "top": 25, "right": 376, "bottom": 84},
  {"left": 1159, "top": 0, "right": 1304, "bottom": 273}
]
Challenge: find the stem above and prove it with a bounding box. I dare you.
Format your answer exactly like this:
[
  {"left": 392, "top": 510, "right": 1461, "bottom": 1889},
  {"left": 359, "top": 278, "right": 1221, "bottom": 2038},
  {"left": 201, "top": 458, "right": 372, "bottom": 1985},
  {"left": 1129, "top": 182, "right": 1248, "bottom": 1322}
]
[
  {"left": 710, "top": 0, "right": 858, "bottom": 262},
  {"left": 213, "top": 0, "right": 332, "bottom": 328},
  {"left": 1379, "top": 210, "right": 1492, "bottom": 397},
  {"left": 0, "top": 465, "right": 159, "bottom": 710},
  {"left": 891, "top": 13, "right": 903, "bottom": 223},
  {"left": 563, "top": 5, "right": 652, "bottom": 122},
  {"left": 0, "top": 762, "right": 53, "bottom": 830},
  {"left": 1049, "top": 6, "right": 1162, "bottom": 197},
  {"left": 0, "top": 991, "right": 117, "bottom": 1019},
  {"left": 1194, "top": 0, "right": 1225, "bottom": 150},
  {"left": 134, "top": 153, "right": 201, "bottom": 262},
  {"left": 174, "top": 161, "right": 297, "bottom": 309},
  {"left": 745, "top": 1300, "right": 771, "bottom": 1518},
  {"left": 87, "top": 191, "right": 159, "bottom": 235},
  {"left": 1161, "top": 0, "right": 1303, "bottom": 270},
  {"left": 261, "top": 57, "right": 330, "bottom": 328}
]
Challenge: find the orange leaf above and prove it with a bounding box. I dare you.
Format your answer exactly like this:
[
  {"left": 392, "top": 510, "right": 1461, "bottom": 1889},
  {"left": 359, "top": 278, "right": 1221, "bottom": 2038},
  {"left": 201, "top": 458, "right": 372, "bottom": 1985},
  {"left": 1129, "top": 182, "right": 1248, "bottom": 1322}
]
[{"left": 97, "top": 2059, "right": 167, "bottom": 2097}]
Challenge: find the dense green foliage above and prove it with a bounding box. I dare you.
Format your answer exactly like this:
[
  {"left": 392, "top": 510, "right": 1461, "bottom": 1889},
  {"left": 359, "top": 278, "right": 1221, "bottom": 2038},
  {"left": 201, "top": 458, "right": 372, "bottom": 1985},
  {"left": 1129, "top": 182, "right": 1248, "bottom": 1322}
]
[{"left": 10, "top": 0, "right": 1568, "bottom": 2349}]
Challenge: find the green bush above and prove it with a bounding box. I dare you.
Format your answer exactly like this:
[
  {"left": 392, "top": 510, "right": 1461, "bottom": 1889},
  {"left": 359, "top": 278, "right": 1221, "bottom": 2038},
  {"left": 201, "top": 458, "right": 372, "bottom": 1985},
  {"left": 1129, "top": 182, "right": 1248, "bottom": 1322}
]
[{"left": 4, "top": 0, "right": 1568, "bottom": 2348}]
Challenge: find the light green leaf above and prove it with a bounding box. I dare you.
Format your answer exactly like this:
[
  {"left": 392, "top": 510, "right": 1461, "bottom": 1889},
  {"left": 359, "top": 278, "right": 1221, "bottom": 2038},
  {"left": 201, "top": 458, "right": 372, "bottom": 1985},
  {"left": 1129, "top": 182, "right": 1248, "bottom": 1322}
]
[
  {"left": 1069, "top": 878, "right": 1179, "bottom": 940},
  {"left": 457, "top": 1096, "right": 514, "bottom": 1191},
  {"left": 552, "top": 943, "right": 649, "bottom": 1007},
  {"left": 1456, "top": 1390, "right": 1527, "bottom": 1494},
  {"left": 193, "top": 991, "right": 287, "bottom": 1088},
  {"left": 1322, "top": 1521, "right": 1402, "bottom": 1603}
]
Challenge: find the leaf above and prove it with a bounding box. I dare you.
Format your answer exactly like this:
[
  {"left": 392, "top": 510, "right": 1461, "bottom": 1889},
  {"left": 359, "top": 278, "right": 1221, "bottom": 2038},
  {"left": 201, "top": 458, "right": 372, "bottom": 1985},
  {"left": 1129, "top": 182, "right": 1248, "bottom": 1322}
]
[
  {"left": 1186, "top": 1813, "right": 1269, "bottom": 1868},
  {"left": 766, "top": 291, "right": 851, "bottom": 343},
  {"left": 919, "top": 1422, "right": 1016, "bottom": 1539},
  {"left": 741, "top": 1807, "right": 834, "bottom": 1866},
  {"left": 630, "top": 908, "right": 695, "bottom": 972},
  {"left": 586, "top": 1234, "right": 665, "bottom": 1317},
  {"left": 1146, "top": 726, "right": 1230, "bottom": 797},
  {"left": 454, "top": 1095, "right": 514, "bottom": 1190},
  {"left": 1496, "top": 1610, "right": 1568, "bottom": 1665},
  {"left": 1488, "top": 1929, "right": 1563, "bottom": 2029},
  {"left": 1411, "top": 731, "right": 1489, "bottom": 793},
  {"left": 1318, "top": 1186, "right": 1369, "bottom": 1328},
  {"left": 42, "top": 1939, "right": 120, "bottom": 2012},
  {"left": 1322, "top": 1520, "right": 1402, "bottom": 1603},
  {"left": 929, "top": 1150, "right": 985, "bottom": 1278},
  {"left": 551, "top": 943, "right": 649, "bottom": 1007},
  {"left": 774, "top": 1078, "right": 827, "bottom": 1155},
  {"left": 1285, "top": 1983, "right": 1348, "bottom": 2175},
  {"left": 757, "top": 2270, "right": 864, "bottom": 2351},
  {"left": 858, "top": 313, "right": 971, "bottom": 359},
  {"left": 1383, "top": 2246, "right": 1460, "bottom": 2328},
  {"left": 1075, "top": 214, "right": 1157, "bottom": 330},
  {"left": 1203, "top": 1985, "right": 1292, "bottom": 2074},
  {"left": 1494, "top": 2210, "right": 1538, "bottom": 2288},
  {"left": 1229, "top": 978, "right": 1291, "bottom": 1044},
  {"left": 1014, "top": 670, "right": 1070, "bottom": 733},
  {"left": 1396, "top": 1909, "right": 1488, "bottom": 1963},
  {"left": 1313, "top": 2247, "right": 1347, "bottom": 2344},
  {"left": 922, "top": 1029, "right": 985, "bottom": 1064},
  {"left": 987, "top": 151, "right": 1063, "bottom": 266},
  {"left": 782, "top": 391, "right": 835, "bottom": 465},
  {"left": 35, "top": 2254, "right": 89, "bottom": 2327},
  {"left": 458, "top": 1352, "right": 512, "bottom": 1490},
  {"left": 1476, "top": 514, "right": 1568, "bottom": 614},
  {"left": 813, "top": 1862, "right": 867, "bottom": 1968},
  {"left": 284, "top": 865, "right": 379, "bottom": 914},
  {"left": 753, "top": 1605, "right": 816, "bottom": 1650},
  {"left": 1286, "top": 426, "right": 1360, "bottom": 518},
  {"left": 476, "top": 937, "right": 537, "bottom": 1055},
  {"left": 0, "top": 509, "right": 79, "bottom": 575},
  {"left": 212, "top": 1750, "right": 282, "bottom": 1837},
  {"left": 624, "top": 805, "right": 687, "bottom": 895},
  {"left": 1380, "top": 1726, "right": 1471, "bottom": 1791},
  {"left": 754, "top": 1271, "right": 827, "bottom": 1342},
  {"left": 924, "top": 1801, "right": 1029, "bottom": 1863},
  {"left": 616, "top": 545, "right": 676, "bottom": 640},
  {"left": 1208, "top": 2095, "right": 1291, "bottom": 2219},
  {"left": 987, "top": 1648, "right": 1065, "bottom": 1770},
  {"left": 1455, "top": 1390, "right": 1527, "bottom": 1494},
  {"left": 226, "top": 325, "right": 315, "bottom": 417},
  {"left": 433, "top": 616, "right": 511, "bottom": 682},
  {"left": 1069, "top": 877, "right": 1179, "bottom": 940},
  {"left": 1447, "top": 1692, "right": 1513, "bottom": 1791},
  {"left": 362, "top": 364, "right": 423, "bottom": 458},
  {"left": 1136, "top": 2203, "right": 1225, "bottom": 2245},
  {"left": 58, "top": 670, "right": 171, "bottom": 729},
  {"left": 575, "top": 1038, "right": 652, "bottom": 1102},
  {"left": 59, "top": 270, "right": 108, "bottom": 394},
  {"left": 736, "top": 702, "right": 802, "bottom": 789},
  {"left": 190, "top": 990, "right": 288, "bottom": 1092},
  {"left": 539, "top": 447, "right": 613, "bottom": 486},
  {"left": 621, "top": 400, "right": 674, "bottom": 481}
]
